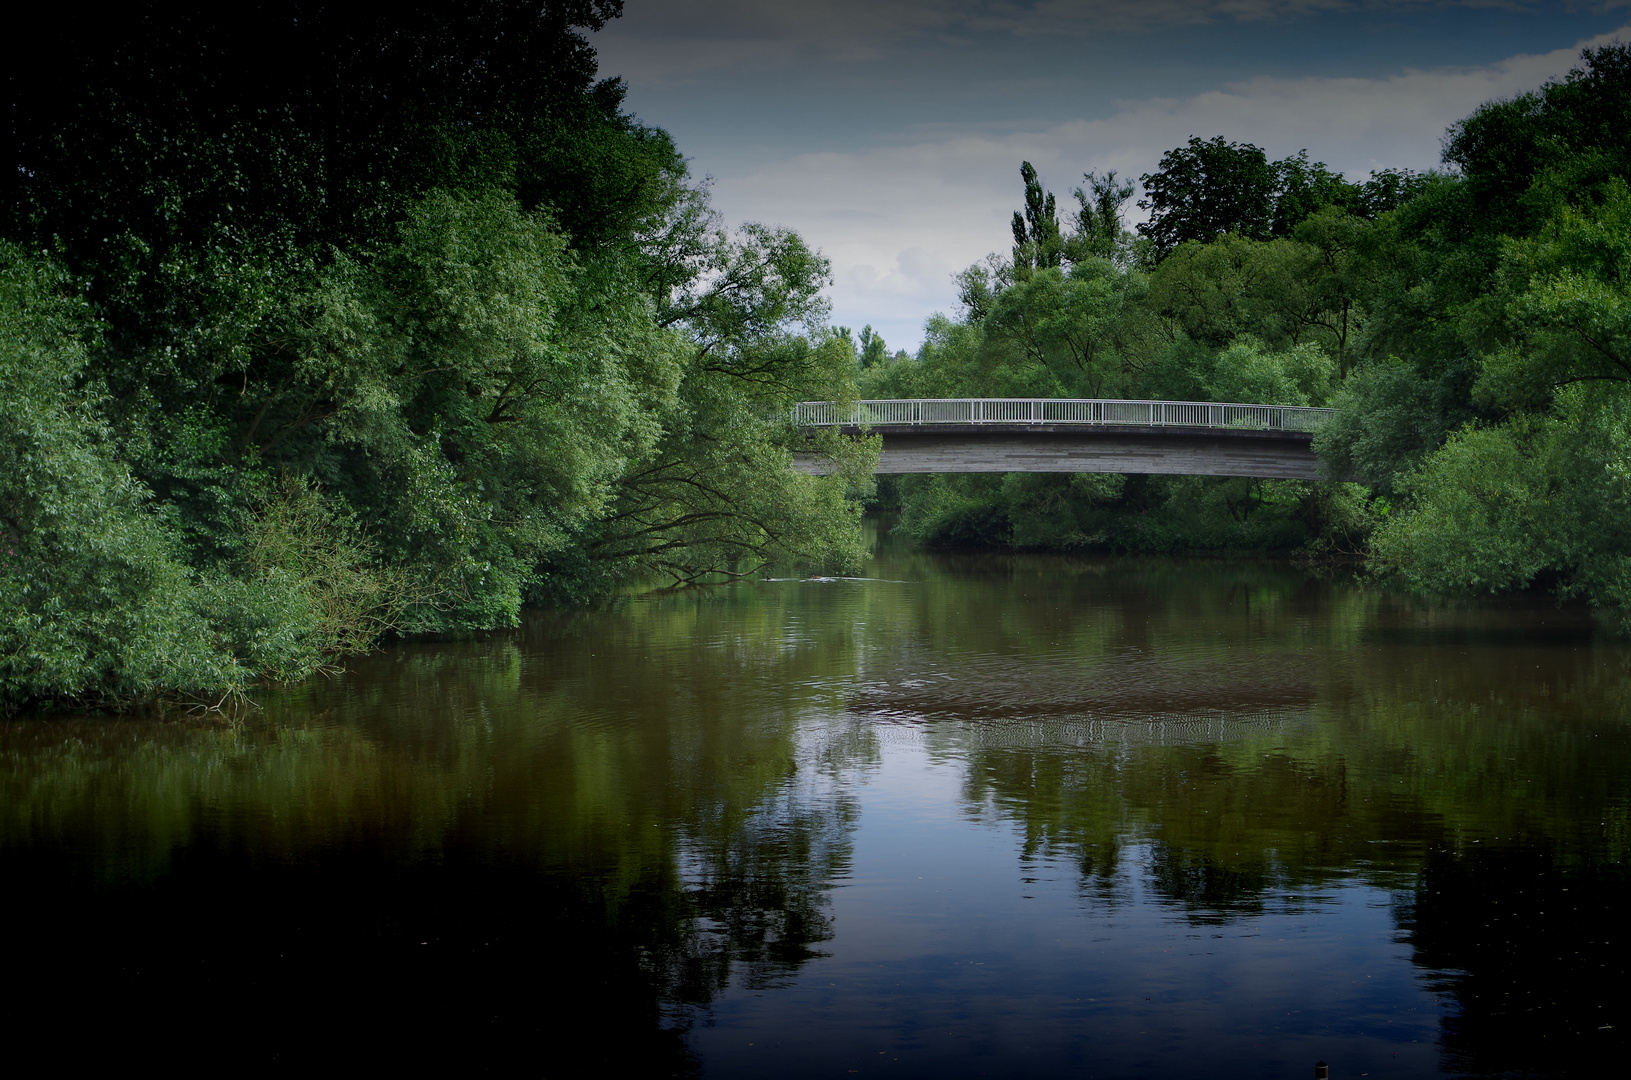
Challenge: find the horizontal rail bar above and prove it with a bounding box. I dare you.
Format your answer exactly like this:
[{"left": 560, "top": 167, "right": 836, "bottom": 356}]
[{"left": 792, "top": 399, "right": 1334, "bottom": 432}]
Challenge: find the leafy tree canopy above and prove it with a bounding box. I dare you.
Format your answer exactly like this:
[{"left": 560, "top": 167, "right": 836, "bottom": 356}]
[
  {"left": 1444, "top": 43, "right": 1631, "bottom": 236},
  {"left": 0, "top": 2, "right": 873, "bottom": 711},
  {"left": 1135, "top": 138, "right": 1427, "bottom": 263},
  {"left": 1137, "top": 137, "right": 1285, "bottom": 260}
]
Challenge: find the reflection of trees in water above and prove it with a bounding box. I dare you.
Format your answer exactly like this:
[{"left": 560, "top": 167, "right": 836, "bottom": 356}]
[
  {"left": 1146, "top": 844, "right": 1275, "bottom": 920},
  {"left": 4, "top": 839, "right": 711, "bottom": 1073},
  {"left": 1403, "top": 844, "right": 1630, "bottom": 1075},
  {"left": 939, "top": 726, "right": 1422, "bottom": 912},
  {"left": 2, "top": 717, "right": 858, "bottom": 1071},
  {"left": 851, "top": 546, "right": 1631, "bottom": 1073},
  {"left": 0, "top": 587, "right": 869, "bottom": 1070},
  {"left": 10, "top": 544, "right": 1631, "bottom": 1071},
  {"left": 923, "top": 685, "right": 1631, "bottom": 1070},
  {"left": 655, "top": 786, "right": 855, "bottom": 1008}
]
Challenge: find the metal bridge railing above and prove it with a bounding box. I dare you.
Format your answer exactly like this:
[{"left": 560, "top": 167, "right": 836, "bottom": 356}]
[{"left": 792, "top": 398, "right": 1333, "bottom": 433}]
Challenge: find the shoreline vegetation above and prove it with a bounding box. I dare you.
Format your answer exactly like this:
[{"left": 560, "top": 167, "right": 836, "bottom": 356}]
[{"left": 5, "top": 4, "right": 1631, "bottom": 711}]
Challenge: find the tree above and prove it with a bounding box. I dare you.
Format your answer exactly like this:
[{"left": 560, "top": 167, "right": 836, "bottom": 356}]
[
  {"left": 1067, "top": 171, "right": 1136, "bottom": 264},
  {"left": 1272, "top": 152, "right": 1362, "bottom": 235},
  {"left": 1471, "top": 178, "right": 1631, "bottom": 410},
  {"left": 1371, "top": 391, "right": 1631, "bottom": 615},
  {"left": 1138, "top": 137, "right": 1278, "bottom": 260},
  {"left": 954, "top": 254, "right": 1017, "bottom": 323},
  {"left": 1358, "top": 169, "right": 1433, "bottom": 218},
  {"left": 858, "top": 326, "right": 891, "bottom": 369},
  {"left": 1011, "top": 162, "right": 1064, "bottom": 274},
  {"left": 1328, "top": 47, "right": 1631, "bottom": 617},
  {"left": 1290, "top": 207, "right": 1375, "bottom": 377},
  {"left": 1148, "top": 235, "right": 1306, "bottom": 350},
  {"left": 5, "top": 2, "right": 647, "bottom": 339},
  {"left": 1138, "top": 138, "right": 1362, "bottom": 262},
  {"left": 981, "top": 262, "right": 1160, "bottom": 398},
  {"left": 1443, "top": 44, "right": 1631, "bottom": 237},
  {"left": 0, "top": 244, "right": 341, "bottom": 711}
]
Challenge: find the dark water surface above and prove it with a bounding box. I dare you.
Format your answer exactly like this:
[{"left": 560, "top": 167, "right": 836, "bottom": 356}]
[{"left": 5, "top": 526, "right": 1629, "bottom": 1076}]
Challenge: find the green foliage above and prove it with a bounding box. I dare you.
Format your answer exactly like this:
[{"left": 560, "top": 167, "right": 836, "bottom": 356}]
[
  {"left": 1011, "top": 162, "right": 1064, "bottom": 274},
  {"left": 1, "top": 7, "right": 873, "bottom": 708},
  {"left": 1356, "top": 168, "right": 1433, "bottom": 218},
  {"left": 1314, "top": 359, "right": 1469, "bottom": 492},
  {"left": 1271, "top": 151, "right": 1364, "bottom": 235},
  {"left": 0, "top": 244, "right": 437, "bottom": 711},
  {"left": 236, "top": 477, "right": 420, "bottom": 667},
  {"left": 1138, "top": 137, "right": 1281, "bottom": 260},
  {"left": 858, "top": 326, "right": 891, "bottom": 369},
  {"left": 895, "top": 474, "right": 1015, "bottom": 549},
  {"left": 1137, "top": 138, "right": 1366, "bottom": 263},
  {"left": 1203, "top": 339, "right": 1335, "bottom": 407},
  {"left": 1143, "top": 207, "right": 1375, "bottom": 375},
  {"left": 581, "top": 332, "right": 876, "bottom": 589},
  {"left": 1332, "top": 48, "right": 1631, "bottom": 617},
  {"left": 978, "top": 262, "right": 1162, "bottom": 398},
  {"left": 896, "top": 468, "right": 1366, "bottom": 556},
  {"left": 1136, "top": 139, "right": 1438, "bottom": 267},
  {"left": 0, "top": 246, "right": 246, "bottom": 710},
  {"left": 952, "top": 255, "right": 1017, "bottom": 324},
  {"left": 1373, "top": 390, "right": 1631, "bottom": 616},
  {"left": 1067, "top": 171, "right": 1137, "bottom": 264},
  {"left": 1150, "top": 235, "right": 1313, "bottom": 350},
  {"left": 1444, "top": 44, "right": 1631, "bottom": 236},
  {"left": 1475, "top": 179, "right": 1631, "bottom": 408}
]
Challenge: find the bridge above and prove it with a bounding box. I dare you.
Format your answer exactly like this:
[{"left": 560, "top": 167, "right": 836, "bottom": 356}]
[{"left": 792, "top": 398, "right": 1335, "bottom": 480}]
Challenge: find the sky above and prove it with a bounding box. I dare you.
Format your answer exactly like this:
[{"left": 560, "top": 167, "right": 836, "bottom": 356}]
[{"left": 592, "top": 1, "right": 1631, "bottom": 354}]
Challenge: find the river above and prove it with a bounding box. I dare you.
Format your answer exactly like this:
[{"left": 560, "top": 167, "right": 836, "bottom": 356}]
[{"left": 3, "top": 522, "right": 1626, "bottom": 1076}]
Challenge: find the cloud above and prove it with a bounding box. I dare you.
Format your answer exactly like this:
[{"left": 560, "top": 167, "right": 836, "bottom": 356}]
[
  {"left": 699, "top": 25, "right": 1629, "bottom": 351},
  {"left": 597, "top": 0, "right": 1624, "bottom": 80}
]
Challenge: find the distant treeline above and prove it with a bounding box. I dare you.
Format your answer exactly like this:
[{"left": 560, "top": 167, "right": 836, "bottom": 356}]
[
  {"left": 857, "top": 44, "right": 1631, "bottom": 626},
  {"left": 1, "top": 2, "right": 875, "bottom": 712}
]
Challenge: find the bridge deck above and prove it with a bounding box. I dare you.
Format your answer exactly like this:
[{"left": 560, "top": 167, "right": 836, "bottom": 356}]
[{"left": 792, "top": 399, "right": 1334, "bottom": 480}]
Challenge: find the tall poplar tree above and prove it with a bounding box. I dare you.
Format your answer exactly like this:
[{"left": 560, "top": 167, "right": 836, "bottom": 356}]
[{"left": 1011, "top": 161, "right": 1064, "bottom": 274}]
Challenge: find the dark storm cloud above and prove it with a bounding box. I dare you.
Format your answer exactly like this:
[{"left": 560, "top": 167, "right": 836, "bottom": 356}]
[{"left": 602, "top": 0, "right": 1629, "bottom": 78}]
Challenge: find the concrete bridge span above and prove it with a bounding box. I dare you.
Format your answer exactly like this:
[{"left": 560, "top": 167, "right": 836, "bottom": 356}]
[{"left": 791, "top": 399, "right": 1333, "bottom": 480}]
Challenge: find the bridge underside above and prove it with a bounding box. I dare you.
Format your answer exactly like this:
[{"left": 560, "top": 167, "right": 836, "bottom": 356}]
[{"left": 795, "top": 423, "right": 1325, "bottom": 480}]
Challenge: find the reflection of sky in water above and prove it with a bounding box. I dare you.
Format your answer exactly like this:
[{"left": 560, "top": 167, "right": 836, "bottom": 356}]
[{"left": 693, "top": 733, "right": 1446, "bottom": 1079}]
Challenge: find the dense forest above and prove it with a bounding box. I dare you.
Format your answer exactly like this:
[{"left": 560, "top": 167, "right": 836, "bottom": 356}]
[
  {"left": 862, "top": 44, "right": 1631, "bottom": 624},
  {"left": 1, "top": 2, "right": 874, "bottom": 711},
  {"left": 4, "top": 3, "right": 1630, "bottom": 711}
]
